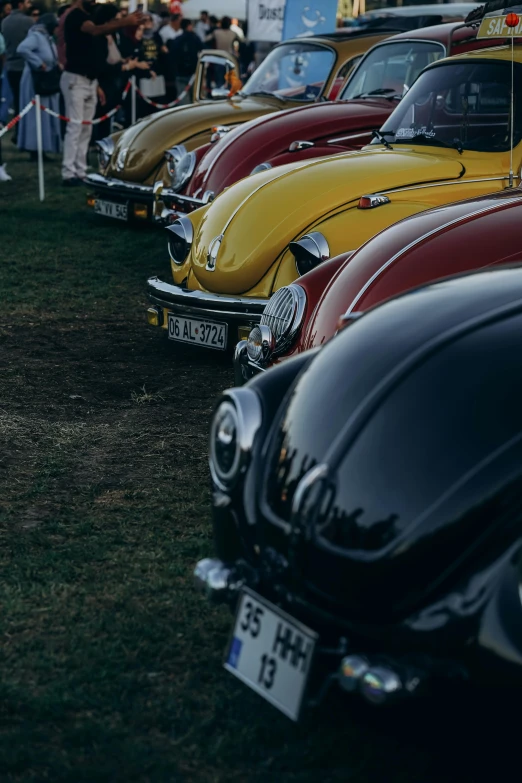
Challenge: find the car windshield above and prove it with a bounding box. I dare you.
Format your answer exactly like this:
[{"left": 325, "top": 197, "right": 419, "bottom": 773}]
[
  {"left": 375, "top": 60, "right": 522, "bottom": 153},
  {"left": 240, "top": 42, "right": 335, "bottom": 102},
  {"left": 341, "top": 40, "right": 446, "bottom": 101}
]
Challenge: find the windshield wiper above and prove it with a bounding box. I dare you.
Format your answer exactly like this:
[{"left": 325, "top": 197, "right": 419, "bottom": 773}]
[
  {"left": 371, "top": 129, "right": 394, "bottom": 149},
  {"left": 242, "top": 90, "right": 284, "bottom": 101},
  {"left": 352, "top": 87, "right": 401, "bottom": 101}
]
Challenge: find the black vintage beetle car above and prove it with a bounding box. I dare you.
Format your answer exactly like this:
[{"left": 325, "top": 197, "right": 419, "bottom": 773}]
[{"left": 195, "top": 265, "right": 522, "bottom": 720}]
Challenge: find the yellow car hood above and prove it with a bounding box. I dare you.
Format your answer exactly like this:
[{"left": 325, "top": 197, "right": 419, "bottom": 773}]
[
  {"left": 106, "top": 97, "right": 277, "bottom": 183},
  {"left": 191, "top": 148, "right": 465, "bottom": 294}
]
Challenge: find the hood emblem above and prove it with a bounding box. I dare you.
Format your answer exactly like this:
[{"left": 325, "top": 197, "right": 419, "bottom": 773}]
[{"left": 206, "top": 234, "right": 223, "bottom": 272}]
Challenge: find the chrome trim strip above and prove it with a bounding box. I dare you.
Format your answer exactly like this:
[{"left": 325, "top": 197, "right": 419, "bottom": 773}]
[
  {"left": 327, "top": 131, "right": 373, "bottom": 144},
  {"left": 346, "top": 195, "right": 522, "bottom": 314},
  {"left": 379, "top": 175, "right": 518, "bottom": 197}
]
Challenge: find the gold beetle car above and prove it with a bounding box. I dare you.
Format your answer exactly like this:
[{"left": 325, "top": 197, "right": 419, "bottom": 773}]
[
  {"left": 85, "top": 31, "right": 396, "bottom": 223},
  {"left": 146, "top": 43, "right": 522, "bottom": 352}
]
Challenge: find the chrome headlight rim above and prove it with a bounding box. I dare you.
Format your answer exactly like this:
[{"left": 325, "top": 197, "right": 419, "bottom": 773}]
[
  {"left": 290, "top": 231, "right": 330, "bottom": 276},
  {"left": 250, "top": 161, "right": 272, "bottom": 176},
  {"left": 209, "top": 388, "right": 263, "bottom": 491},
  {"left": 166, "top": 215, "right": 193, "bottom": 265},
  {"left": 165, "top": 145, "right": 197, "bottom": 192},
  {"left": 96, "top": 137, "right": 115, "bottom": 170},
  {"left": 248, "top": 284, "right": 306, "bottom": 365}
]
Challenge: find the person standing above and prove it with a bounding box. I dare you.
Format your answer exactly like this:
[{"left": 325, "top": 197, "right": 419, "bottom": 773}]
[
  {"left": 158, "top": 12, "right": 180, "bottom": 45},
  {"left": 1, "top": 0, "right": 33, "bottom": 143},
  {"left": 17, "top": 12, "right": 61, "bottom": 159},
  {"left": 168, "top": 17, "right": 201, "bottom": 106},
  {"left": 194, "top": 10, "right": 209, "bottom": 43},
  {"left": 209, "top": 16, "right": 237, "bottom": 55},
  {"left": 60, "top": 0, "right": 141, "bottom": 186}
]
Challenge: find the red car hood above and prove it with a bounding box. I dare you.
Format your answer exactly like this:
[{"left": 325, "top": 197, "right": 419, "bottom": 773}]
[
  {"left": 186, "top": 99, "right": 393, "bottom": 199},
  {"left": 301, "top": 189, "right": 522, "bottom": 350}
]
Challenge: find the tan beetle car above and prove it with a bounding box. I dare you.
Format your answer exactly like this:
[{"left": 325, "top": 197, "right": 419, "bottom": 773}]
[{"left": 85, "top": 30, "right": 401, "bottom": 223}]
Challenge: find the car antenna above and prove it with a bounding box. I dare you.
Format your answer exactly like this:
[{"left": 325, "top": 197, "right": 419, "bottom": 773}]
[
  {"left": 474, "top": 8, "right": 522, "bottom": 187},
  {"left": 506, "top": 12, "right": 519, "bottom": 187}
]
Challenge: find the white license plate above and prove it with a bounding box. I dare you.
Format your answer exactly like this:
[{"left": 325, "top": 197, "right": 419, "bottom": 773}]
[
  {"left": 94, "top": 199, "right": 128, "bottom": 221},
  {"left": 225, "top": 588, "right": 318, "bottom": 721},
  {"left": 167, "top": 314, "right": 227, "bottom": 350}
]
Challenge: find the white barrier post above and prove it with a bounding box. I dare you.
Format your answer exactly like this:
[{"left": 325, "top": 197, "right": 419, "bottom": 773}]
[
  {"left": 35, "top": 94, "right": 45, "bottom": 202},
  {"left": 131, "top": 75, "right": 136, "bottom": 125}
]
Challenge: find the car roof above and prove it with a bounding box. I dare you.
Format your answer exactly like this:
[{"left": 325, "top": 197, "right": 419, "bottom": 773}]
[
  {"left": 358, "top": 3, "right": 478, "bottom": 16},
  {"left": 390, "top": 20, "right": 476, "bottom": 44},
  {"left": 430, "top": 42, "right": 522, "bottom": 65}
]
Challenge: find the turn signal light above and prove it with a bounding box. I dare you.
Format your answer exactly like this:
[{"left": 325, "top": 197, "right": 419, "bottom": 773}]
[
  {"left": 358, "top": 194, "right": 390, "bottom": 210},
  {"left": 146, "top": 306, "right": 163, "bottom": 327},
  {"left": 86, "top": 195, "right": 95, "bottom": 208},
  {"left": 237, "top": 325, "right": 251, "bottom": 341},
  {"left": 134, "top": 204, "right": 149, "bottom": 220}
]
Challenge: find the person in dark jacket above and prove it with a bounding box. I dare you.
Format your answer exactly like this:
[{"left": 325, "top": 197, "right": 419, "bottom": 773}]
[
  {"left": 92, "top": 3, "right": 141, "bottom": 140},
  {"left": 168, "top": 17, "right": 201, "bottom": 105}
]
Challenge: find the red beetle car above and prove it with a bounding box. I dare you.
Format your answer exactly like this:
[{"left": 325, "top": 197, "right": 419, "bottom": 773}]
[
  {"left": 234, "top": 188, "right": 522, "bottom": 383},
  {"left": 156, "top": 20, "right": 496, "bottom": 221}
]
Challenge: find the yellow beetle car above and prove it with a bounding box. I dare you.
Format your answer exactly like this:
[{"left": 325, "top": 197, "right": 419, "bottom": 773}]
[
  {"left": 147, "top": 45, "right": 522, "bottom": 352},
  {"left": 85, "top": 31, "right": 395, "bottom": 223}
]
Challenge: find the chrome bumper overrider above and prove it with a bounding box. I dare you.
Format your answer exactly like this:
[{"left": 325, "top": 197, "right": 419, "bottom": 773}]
[
  {"left": 161, "top": 186, "right": 208, "bottom": 210},
  {"left": 85, "top": 172, "right": 155, "bottom": 201},
  {"left": 194, "top": 555, "right": 447, "bottom": 709},
  {"left": 152, "top": 182, "right": 213, "bottom": 224},
  {"left": 147, "top": 276, "right": 267, "bottom": 323}
]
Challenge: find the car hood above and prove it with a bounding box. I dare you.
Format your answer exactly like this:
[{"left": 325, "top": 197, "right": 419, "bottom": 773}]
[
  {"left": 105, "top": 97, "right": 277, "bottom": 183},
  {"left": 190, "top": 147, "right": 465, "bottom": 294},
  {"left": 303, "top": 190, "right": 522, "bottom": 349},
  {"left": 187, "top": 99, "right": 394, "bottom": 198}
]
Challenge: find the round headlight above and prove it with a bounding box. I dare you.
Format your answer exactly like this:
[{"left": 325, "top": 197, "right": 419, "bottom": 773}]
[
  {"left": 165, "top": 145, "right": 196, "bottom": 192},
  {"left": 250, "top": 284, "right": 306, "bottom": 363},
  {"left": 211, "top": 402, "right": 240, "bottom": 482},
  {"left": 246, "top": 324, "right": 276, "bottom": 364},
  {"left": 172, "top": 151, "right": 196, "bottom": 191},
  {"left": 209, "top": 389, "right": 263, "bottom": 490},
  {"left": 250, "top": 161, "right": 272, "bottom": 175},
  {"left": 289, "top": 232, "right": 330, "bottom": 276},
  {"left": 166, "top": 216, "right": 193, "bottom": 265},
  {"left": 96, "top": 137, "right": 115, "bottom": 170}
]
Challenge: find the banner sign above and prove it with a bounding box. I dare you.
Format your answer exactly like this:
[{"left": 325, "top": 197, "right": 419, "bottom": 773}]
[
  {"left": 282, "top": 0, "right": 338, "bottom": 40},
  {"left": 477, "top": 14, "right": 522, "bottom": 38},
  {"left": 248, "top": 0, "right": 286, "bottom": 41}
]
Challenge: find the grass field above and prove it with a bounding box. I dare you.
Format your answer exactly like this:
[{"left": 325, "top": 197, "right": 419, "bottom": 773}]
[{"left": 0, "top": 141, "right": 518, "bottom": 782}]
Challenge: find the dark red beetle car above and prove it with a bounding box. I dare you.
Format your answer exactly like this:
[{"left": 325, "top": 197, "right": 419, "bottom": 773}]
[
  {"left": 234, "top": 189, "right": 522, "bottom": 383},
  {"left": 156, "top": 20, "right": 496, "bottom": 221}
]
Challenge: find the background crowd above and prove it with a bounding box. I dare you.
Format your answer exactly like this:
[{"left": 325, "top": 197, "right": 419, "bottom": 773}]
[{"left": 0, "top": 0, "right": 251, "bottom": 183}]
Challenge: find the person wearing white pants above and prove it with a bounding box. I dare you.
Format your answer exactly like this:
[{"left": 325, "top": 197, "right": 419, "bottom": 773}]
[
  {"left": 60, "top": 0, "right": 142, "bottom": 186},
  {"left": 60, "top": 70, "right": 97, "bottom": 183}
]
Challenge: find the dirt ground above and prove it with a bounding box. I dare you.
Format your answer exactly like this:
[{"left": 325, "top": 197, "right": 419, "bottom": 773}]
[{"left": 0, "top": 145, "right": 520, "bottom": 782}]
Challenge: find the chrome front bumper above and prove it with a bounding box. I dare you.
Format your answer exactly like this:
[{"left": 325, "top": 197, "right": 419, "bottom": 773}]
[
  {"left": 147, "top": 277, "right": 267, "bottom": 349},
  {"left": 85, "top": 172, "right": 155, "bottom": 202}
]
